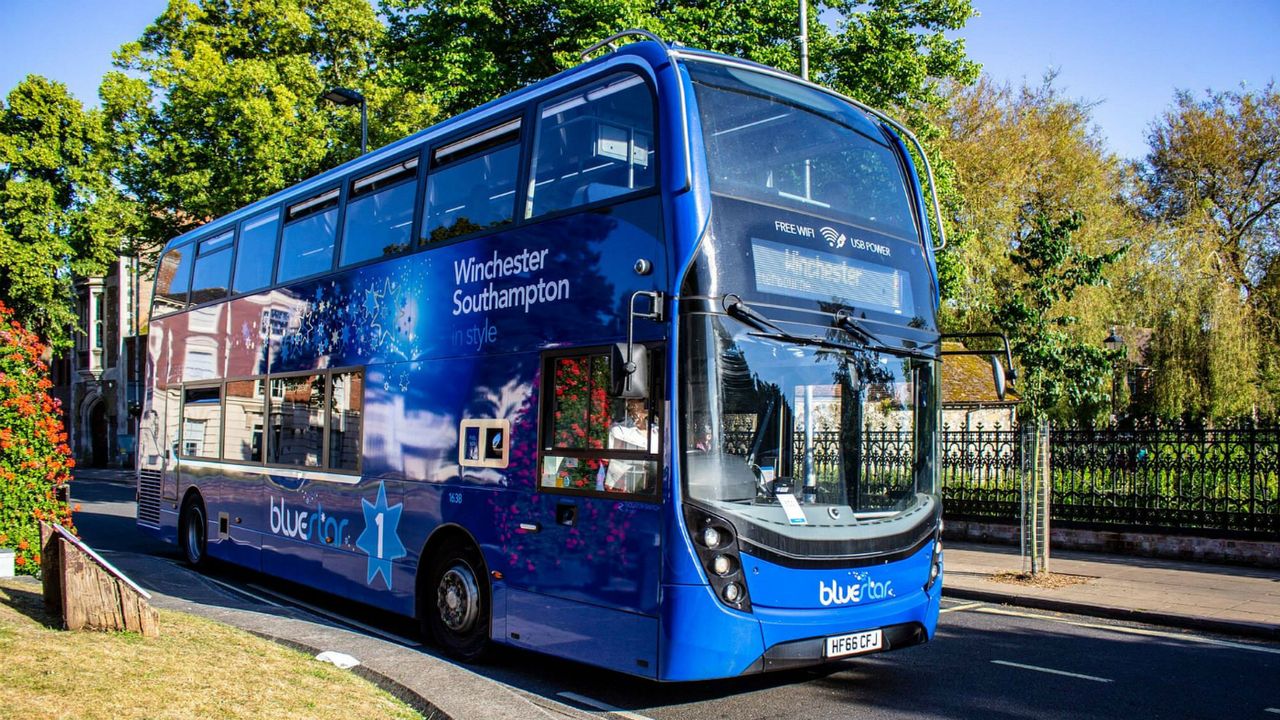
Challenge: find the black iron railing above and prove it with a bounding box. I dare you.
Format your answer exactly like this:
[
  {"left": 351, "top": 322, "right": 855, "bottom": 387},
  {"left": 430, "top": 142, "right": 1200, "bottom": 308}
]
[{"left": 718, "top": 420, "right": 1279, "bottom": 537}]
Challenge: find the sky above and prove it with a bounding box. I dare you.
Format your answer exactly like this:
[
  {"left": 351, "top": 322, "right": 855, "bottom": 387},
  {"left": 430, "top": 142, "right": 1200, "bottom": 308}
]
[{"left": 0, "top": 0, "right": 1277, "bottom": 160}]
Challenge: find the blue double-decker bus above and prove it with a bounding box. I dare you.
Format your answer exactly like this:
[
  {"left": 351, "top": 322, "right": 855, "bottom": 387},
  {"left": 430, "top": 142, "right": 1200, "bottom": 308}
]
[{"left": 137, "top": 33, "right": 949, "bottom": 681}]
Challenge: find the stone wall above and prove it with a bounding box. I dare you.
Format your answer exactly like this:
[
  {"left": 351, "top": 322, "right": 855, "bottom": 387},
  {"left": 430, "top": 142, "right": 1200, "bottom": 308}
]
[{"left": 944, "top": 519, "right": 1280, "bottom": 568}]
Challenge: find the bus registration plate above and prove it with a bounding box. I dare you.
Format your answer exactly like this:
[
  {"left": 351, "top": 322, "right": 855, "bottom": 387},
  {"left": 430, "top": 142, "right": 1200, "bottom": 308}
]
[{"left": 825, "top": 629, "right": 883, "bottom": 658}]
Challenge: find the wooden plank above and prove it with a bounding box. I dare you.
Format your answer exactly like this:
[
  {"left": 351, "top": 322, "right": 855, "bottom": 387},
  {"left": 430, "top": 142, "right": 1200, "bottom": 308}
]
[
  {"left": 40, "top": 522, "right": 62, "bottom": 615},
  {"left": 50, "top": 529, "right": 159, "bottom": 637}
]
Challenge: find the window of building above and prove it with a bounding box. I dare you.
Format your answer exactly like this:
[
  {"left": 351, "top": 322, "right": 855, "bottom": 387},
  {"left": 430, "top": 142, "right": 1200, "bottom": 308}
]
[
  {"left": 526, "top": 73, "right": 655, "bottom": 218},
  {"left": 422, "top": 119, "right": 521, "bottom": 243},
  {"left": 181, "top": 385, "right": 222, "bottom": 459},
  {"left": 223, "top": 379, "right": 264, "bottom": 462},
  {"left": 277, "top": 189, "right": 340, "bottom": 283},
  {"left": 540, "top": 351, "right": 661, "bottom": 496},
  {"left": 328, "top": 371, "right": 363, "bottom": 471},
  {"left": 233, "top": 210, "right": 279, "bottom": 294},
  {"left": 153, "top": 244, "right": 193, "bottom": 315},
  {"left": 268, "top": 374, "right": 325, "bottom": 467},
  {"left": 189, "top": 230, "right": 234, "bottom": 305},
  {"left": 93, "top": 292, "right": 105, "bottom": 349},
  {"left": 341, "top": 159, "right": 418, "bottom": 266}
]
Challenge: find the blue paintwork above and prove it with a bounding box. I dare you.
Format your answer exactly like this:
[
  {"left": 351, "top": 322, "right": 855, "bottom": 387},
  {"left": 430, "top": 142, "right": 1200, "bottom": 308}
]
[{"left": 138, "top": 41, "right": 943, "bottom": 682}]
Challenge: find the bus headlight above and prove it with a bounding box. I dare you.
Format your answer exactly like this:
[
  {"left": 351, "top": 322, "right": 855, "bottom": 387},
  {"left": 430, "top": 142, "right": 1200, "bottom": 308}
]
[
  {"left": 684, "top": 506, "right": 751, "bottom": 613},
  {"left": 924, "top": 529, "right": 943, "bottom": 592},
  {"left": 722, "top": 582, "right": 742, "bottom": 603},
  {"left": 712, "top": 554, "right": 733, "bottom": 576}
]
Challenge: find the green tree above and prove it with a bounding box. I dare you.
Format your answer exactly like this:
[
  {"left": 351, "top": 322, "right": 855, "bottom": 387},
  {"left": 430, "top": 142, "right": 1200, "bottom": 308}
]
[
  {"left": 0, "top": 76, "right": 135, "bottom": 350},
  {"left": 1136, "top": 84, "right": 1280, "bottom": 420},
  {"left": 104, "top": 0, "right": 437, "bottom": 250},
  {"left": 990, "top": 210, "right": 1127, "bottom": 422},
  {"left": 381, "top": 0, "right": 977, "bottom": 121},
  {"left": 933, "top": 75, "right": 1142, "bottom": 334}
]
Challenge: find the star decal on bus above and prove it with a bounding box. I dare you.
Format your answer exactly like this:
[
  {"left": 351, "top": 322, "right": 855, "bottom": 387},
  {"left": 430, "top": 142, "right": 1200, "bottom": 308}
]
[{"left": 355, "top": 481, "right": 407, "bottom": 589}]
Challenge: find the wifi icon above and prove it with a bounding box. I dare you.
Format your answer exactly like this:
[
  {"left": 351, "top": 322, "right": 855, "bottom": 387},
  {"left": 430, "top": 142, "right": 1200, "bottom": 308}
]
[{"left": 821, "top": 227, "right": 847, "bottom": 249}]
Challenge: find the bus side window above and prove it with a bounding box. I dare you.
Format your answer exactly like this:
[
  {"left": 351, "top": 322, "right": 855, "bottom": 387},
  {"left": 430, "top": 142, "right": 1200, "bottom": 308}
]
[
  {"left": 268, "top": 374, "right": 325, "bottom": 467},
  {"left": 526, "top": 72, "right": 655, "bottom": 219},
  {"left": 328, "top": 370, "right": 363, "bottom": 471},
  {"left": 540, "top": 352, "right": 660, "bottom": 496},
  {"left": 277, "top": 188, "right": 340, "bottom": 283},
  {"left": 180, "top": 385, "right": 223, "bottom": 459},
  {"left": 153, "top": 244, "right": 193, "bottom": 316},
  {"left": 233, "top": 209, "right": 279, "bottom": 294},
  {"left": 188, "top": 230, "right": 234, "bottom": 305},
  {"left": 341, "top": 159, "right": 418, "bottom": 267},
  {"left": 223, "top": 379, "right": 264, "bottom": 462},
  {"left": 422, "top": 118, "right": 521, "bottom": 244}
]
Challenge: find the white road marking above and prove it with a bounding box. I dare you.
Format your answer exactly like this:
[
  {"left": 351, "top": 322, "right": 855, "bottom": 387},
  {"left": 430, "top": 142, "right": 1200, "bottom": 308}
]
[
  {"left": 1264, "top": 708, "right": 1280, "bottom": 714},
  {"left": 971, "top": 606, "right": 1280, "bottom": 656},
  {"left": 246, "top": 583, "right": 422, "bottom": 647},
  {"left": 990, "top": 660, "right": 1113, "bottom": 683},
  {"left": 556, "top": 691, "right": 655, "bottom": 720},
  {"left": 940, "top": 601, "right": 984, "bottom": 614}
]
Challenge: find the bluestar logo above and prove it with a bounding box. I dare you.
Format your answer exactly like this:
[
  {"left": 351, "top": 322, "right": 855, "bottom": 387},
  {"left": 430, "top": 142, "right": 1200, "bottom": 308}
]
[
  {"left": 269, "top": 496, "right": 348, "bottom": 547},
  {"left": 818, "top": 575, "right": 894, "bottom": 606}
]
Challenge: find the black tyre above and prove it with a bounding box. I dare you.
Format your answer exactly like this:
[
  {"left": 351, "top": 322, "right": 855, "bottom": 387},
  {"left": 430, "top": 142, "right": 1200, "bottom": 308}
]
[
  {"left": 179, "top": 495, "right": 208, "bottom": 569},
  {"left": 422, "top": 539, "right": 490, "bottom": 662}
]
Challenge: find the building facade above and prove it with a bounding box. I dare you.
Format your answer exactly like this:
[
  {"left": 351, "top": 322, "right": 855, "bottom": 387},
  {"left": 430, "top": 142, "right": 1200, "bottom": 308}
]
[{"left": 52, "top": 257, "right": 153, "bottom": 468}]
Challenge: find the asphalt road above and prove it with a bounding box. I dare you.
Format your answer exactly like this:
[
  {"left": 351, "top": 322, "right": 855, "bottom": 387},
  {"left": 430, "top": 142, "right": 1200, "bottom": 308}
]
[{"left": 70, "top": 476, "right": 1280, "bottom": 720}]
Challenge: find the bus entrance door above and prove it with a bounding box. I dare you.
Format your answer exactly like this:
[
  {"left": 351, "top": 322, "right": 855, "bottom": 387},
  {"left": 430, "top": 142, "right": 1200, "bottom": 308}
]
[{"left": 504, "top": 491, "right": 662, "bottom": 677}]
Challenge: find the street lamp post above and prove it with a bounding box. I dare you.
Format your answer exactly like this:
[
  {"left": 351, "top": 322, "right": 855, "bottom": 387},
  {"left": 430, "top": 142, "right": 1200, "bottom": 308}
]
[
  {"left": 1104, "top": 327, "right": 1125, "bottom": 418},
  {"left": 322, "top": 87, "right": 367, "bottom": 155}
]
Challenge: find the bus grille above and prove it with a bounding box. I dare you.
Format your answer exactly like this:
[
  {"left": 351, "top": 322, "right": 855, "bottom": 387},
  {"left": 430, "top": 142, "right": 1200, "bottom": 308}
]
[{"left": 137, "top": 469, "right": 162, "bottom": 525}]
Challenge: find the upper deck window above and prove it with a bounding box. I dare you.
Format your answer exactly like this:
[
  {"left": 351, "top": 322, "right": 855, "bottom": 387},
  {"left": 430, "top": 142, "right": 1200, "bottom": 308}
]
[
  {"left": 688, "top": 61, "right": 918, "bottom": 243},
  {"left": 188, "top": 230, "right": 234, "bottom": 305},
  {"left": 233, "top": 209, "right": 279, "bottom": 294},
  {"left": 526, "top": 72, "right": 655, "bottom": 218},
  {"left": 153, "top": 244, "right": 193, "bottom": 316},
  {"left": 277, "top": 188, "right": 340, "bottom": 283},
  {"left": 422, "top": 119, "right": 521, "bottom": 243},
  {"left": 341, "top": 158, "right": 418, "bottom": 266}
]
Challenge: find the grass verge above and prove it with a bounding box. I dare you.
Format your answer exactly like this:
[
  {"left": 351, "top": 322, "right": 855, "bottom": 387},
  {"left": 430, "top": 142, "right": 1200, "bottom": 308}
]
[{"left": 0, "top": 578, "right": 422, "bottom": 720}]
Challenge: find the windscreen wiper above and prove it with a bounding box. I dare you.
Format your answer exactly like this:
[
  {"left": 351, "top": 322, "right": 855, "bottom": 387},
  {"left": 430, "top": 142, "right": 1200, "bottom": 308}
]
[
  {"left": 723, "top": 294, "right": 856, "bottom": 352},
  {"left": 833, "top": 308, "right": 936, "bottom": 362}
]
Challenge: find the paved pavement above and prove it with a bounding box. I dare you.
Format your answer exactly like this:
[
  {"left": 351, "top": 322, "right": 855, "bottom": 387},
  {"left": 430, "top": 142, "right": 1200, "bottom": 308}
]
[
  {"left": 944, "top": 542, "right": 1280, "bottom": 641},
  {"left": 59, "top": 469, "right": 1280, "bottom": 718}
]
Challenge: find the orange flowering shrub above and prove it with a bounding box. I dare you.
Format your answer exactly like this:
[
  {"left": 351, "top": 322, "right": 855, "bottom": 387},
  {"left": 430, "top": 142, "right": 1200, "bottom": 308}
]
[{"left": 0, "top": 300, "right": 75, "bottom": 575}]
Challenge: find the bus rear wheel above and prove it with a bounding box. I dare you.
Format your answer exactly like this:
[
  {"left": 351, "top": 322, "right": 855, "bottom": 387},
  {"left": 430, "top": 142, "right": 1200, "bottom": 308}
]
[
  {"left": 422, "top": 540, "right": 489, "bottom": 662},
  {"left": 179, "top": 495, "right": 208, "bottom": 569}
]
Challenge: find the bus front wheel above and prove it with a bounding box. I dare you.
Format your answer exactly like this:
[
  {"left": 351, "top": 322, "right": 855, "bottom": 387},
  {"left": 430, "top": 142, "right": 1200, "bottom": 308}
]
[
  {"left": 179, "top": 494, "right": 208, "bottom": 569},
  {"left": 423, "top": 540, "right": 489, "bottom": 662}
]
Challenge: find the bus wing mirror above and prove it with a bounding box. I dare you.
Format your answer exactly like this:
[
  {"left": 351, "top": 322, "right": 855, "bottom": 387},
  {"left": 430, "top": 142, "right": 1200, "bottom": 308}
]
[
  {"left": 610, "top": 342, "right": 648, "bottom": 399},
  {"left": 990, "top": 354, "right": 1007, "bottom": 401}
]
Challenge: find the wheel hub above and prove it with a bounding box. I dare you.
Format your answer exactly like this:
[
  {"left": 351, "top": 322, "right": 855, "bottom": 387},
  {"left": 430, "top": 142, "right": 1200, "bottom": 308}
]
[{"left": 437, "top": 563, "right": 479, "bottom": 632}]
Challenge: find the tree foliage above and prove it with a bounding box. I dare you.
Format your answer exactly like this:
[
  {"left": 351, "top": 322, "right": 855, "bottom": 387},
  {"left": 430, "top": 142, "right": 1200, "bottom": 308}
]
[
  {"left": 990, "top": 210, "right": 1127, "bottom": 421},
  {"left": 1135, "top": 84, "right": 1280, "bottom": 420},
  {"left": 0, "top": 76, "right": 136, "bottom": 350},
  {"left": 105, "top": 0, "right": 437, "bottom": 250},
  {"left": 0, "top": 301, "right": 77, "bottom": 576},
  {"left": 381, "top": 0, "right": 978, "bottom": 120},
  {"left": 934, "top": 75, "right": 1140, "bottom": 331}
]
